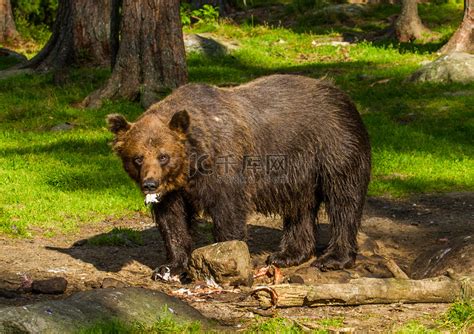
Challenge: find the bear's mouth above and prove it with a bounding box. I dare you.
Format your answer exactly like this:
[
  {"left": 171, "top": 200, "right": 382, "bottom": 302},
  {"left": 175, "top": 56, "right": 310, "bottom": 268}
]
[{"left": 144, "top": 193, "right": 162, "bottom": 206}]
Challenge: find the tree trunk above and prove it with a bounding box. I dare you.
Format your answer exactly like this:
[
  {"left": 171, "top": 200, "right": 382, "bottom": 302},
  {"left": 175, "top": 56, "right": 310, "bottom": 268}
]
[
  {"left": 394, "top": 0, "right": 429, "bottom": 42},
  {"left": 83, "top": 0, "right": 188, "bottom": 109},
  {"left": 23, "top": 0, "right": 112, "bottom": 72},
  {"left": 0, "top": 0, "right": 17, "bottom": 42},
  {"left": 248, "top": 276, "right": 474, "bottom": 309},
  {"left": 439, "top": 0, "right": 474, "bottom": 54}
]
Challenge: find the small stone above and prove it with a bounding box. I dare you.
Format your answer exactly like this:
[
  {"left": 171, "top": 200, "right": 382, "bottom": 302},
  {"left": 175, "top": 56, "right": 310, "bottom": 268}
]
[
  {"left": 288, "top": 275, "right": 305, "bottom": 284},
  {"left": 188, "top": 241, "right": 252, "bottom": 286},
  {"left": 51, "top": 122, "right": 74, "bottom": 132},
  {"left": 32, "top": 277, "right": 68, "bottom": 295},
  {"left": 101, "top": 278, "right": 126, "bottom": 289}
]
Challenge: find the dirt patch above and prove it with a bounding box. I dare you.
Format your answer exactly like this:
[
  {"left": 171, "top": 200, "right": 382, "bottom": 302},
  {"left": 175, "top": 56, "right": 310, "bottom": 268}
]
[{"left": 0, "top": 192, "right": 472, "bottom": 331}]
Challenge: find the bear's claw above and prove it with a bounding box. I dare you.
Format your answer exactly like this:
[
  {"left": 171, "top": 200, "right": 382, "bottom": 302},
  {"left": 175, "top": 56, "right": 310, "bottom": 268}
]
[{"left": 311, "top": 252, "right": 355, "bottom": 271}]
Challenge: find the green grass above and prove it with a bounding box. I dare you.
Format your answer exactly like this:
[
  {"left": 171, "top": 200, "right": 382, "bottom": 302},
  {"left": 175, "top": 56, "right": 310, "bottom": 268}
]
[
  {"left": 78, "top": 307, "right": 202, "bottom": 334},
  {"left": 441, "top": 299, "right": 474, "bottom": 331},
  {"left": 245, "top": 317, "right": 303, "bottom": 333},
  {"left": 1, "top": 2, "right": 473, "bottom": 236},
  {"left": 393, "top": 299, "right": 474, "bottom": 333},
  {"left": 76, "top": 301, "right": 474, "bottom": 333}
]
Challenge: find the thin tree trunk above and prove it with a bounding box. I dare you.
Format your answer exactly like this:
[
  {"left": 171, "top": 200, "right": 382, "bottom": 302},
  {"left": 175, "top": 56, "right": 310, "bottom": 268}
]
[
  {"left": 23, "top": 0, "right": 112, "bottom": 72},
  {"left": 394, "top": 0, "right": 429, "bottom": 42},
  {"left": 439, "top": 0, "right": 474, "bottom": 54},
  {"left": 83, "top": 0, "right": 188, "bottom": 109},
  {"left": 0, "top": 0, "right": 17, "bottom": 42}
]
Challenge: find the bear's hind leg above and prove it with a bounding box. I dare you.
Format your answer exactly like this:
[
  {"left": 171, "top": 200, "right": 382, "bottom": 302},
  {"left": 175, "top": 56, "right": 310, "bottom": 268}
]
[
  {"left": 311, "top": 188, "right": 364, "bottom": 271},
  {"left": 151, "top": 191, "right": 193, "bottom": 279},
  {"left": 267, "top": 206, "right": 317, "bottom": 268}
]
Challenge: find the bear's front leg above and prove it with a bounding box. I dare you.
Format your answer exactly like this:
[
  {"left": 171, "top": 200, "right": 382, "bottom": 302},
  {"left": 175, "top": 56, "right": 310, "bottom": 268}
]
[
  {"left": 150, "top": 191, "right": 192, "bottom": 279},
  {"left": 208, "top": 191, "right": 248, "bottom": 242}
]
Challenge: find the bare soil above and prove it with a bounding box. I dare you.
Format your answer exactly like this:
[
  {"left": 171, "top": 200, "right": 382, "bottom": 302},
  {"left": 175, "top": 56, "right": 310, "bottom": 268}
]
[{"left": 0, "top": 192, "right": 473, "bottom": 332}]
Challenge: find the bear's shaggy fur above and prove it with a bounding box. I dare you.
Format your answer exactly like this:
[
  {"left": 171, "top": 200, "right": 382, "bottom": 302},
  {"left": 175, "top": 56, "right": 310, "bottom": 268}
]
[{"left": 107, "top": 74, "right": 371, "bottom": 275}]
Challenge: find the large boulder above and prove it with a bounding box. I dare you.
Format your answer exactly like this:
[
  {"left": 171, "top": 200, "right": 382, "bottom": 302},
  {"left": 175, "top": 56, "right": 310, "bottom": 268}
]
[
  {"left": 410, "top": 52, "right": 474, "bottom": 84},
  {"left": 0, "top": 288, "right": 216, "bottom": 333},
  {"left": 188, "top": 241, "right": 253, "bottom": 286}
]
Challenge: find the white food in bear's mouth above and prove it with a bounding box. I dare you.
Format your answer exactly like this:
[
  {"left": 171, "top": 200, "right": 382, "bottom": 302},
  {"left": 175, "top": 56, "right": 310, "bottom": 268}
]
[{"left": 145, "top": 193, "right": 161, "bottom": 205}]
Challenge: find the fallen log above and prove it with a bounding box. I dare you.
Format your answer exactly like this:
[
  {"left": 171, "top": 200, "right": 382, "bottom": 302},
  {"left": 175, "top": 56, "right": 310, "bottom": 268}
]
[{"left": 251, "top": 275, "right": 473, "bottom": 309}]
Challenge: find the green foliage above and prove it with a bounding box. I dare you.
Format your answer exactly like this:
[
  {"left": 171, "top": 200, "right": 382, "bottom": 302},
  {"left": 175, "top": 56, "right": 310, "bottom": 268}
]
[
  {"left": 11, "top": 0, "right": 58, "bottom": 27},
  {"left": 87, "top": 227, "right": 143, "bottom": 247},
  {"left": 11, "top": 0, "right": 57, "bottom": 44},
  {"left": 442, "top": 299, "right": 474, "bottom": 329},
  {"left": 180, "top": 3, "right": 220, "bottom": 27}
]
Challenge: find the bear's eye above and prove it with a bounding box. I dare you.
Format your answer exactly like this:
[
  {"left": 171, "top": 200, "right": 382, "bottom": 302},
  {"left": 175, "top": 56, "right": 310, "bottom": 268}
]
[
  {"left": 133, "top": 156, "right": 144, "bottom": 167},
  {"left": 158, "top": 154, "right": 170, "bottom": 166}
]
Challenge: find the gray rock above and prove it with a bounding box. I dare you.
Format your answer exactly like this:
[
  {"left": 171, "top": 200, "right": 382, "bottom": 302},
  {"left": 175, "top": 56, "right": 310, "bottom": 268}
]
[
  {"left": 188, "top": 241, "right": 253, "bottom": 286},
  {"left": 410, "top": 52, "right": 474, "bottom": 84},
  {"left": 184, "top": 33, "right": 238, "bottom": 57},
  {"left": 317, "top": 4, "right": 366, "bottom": 18},
  {"left": 31, "top": 277, "right": 68, "bottom": 295},
  {"left": 0, "top": 288, "right": 217, "bottom": 333},
  {"left": 51, "top": 122, "right": 74, "bottom": 132}
]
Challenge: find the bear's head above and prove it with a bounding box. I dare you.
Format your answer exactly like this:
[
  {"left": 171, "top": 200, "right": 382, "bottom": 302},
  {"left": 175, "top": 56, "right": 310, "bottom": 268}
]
[{"left": 106, "top": 110, "right": 190, "bottom": 202}]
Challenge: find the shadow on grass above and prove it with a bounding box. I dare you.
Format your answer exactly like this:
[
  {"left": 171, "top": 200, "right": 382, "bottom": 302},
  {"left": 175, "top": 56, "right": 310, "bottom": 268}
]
[{"left": 0, "top": 137, "right": 134, "bottom": 192}]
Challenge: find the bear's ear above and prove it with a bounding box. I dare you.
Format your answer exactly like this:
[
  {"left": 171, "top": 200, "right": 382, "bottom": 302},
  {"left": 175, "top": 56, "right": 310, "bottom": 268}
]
[
  {"left": 169, "top": 110, "right": 190, "bottom": 133},
  {"left": 106, "top": 114, "right": 131, "bottom": 135}
]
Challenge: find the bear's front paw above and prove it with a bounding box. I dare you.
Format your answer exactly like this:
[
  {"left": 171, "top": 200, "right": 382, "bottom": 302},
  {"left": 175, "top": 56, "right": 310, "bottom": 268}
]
[
  {"left": 266, "top": 251, "right": 309, "bottom": 268},
  {"left": 151, "top": 264, "right": 187, "bottom": 282},
  {"left": 311, "top": 251, "right": 355, "bottom": 271}
]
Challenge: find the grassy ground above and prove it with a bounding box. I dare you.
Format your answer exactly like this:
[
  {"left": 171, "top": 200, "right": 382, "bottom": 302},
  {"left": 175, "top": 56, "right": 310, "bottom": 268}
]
[
  {"left": 0, "top": 2, "right": 472, "bottom": 237},
  {"left": 78, "top": 299, "right": 473, "bottom": 333}
]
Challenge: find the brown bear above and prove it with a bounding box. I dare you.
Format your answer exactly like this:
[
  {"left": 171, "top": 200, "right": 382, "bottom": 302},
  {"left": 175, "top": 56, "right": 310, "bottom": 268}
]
[{"left": 107, "top": 74, "right": 371, "bottom": 277}]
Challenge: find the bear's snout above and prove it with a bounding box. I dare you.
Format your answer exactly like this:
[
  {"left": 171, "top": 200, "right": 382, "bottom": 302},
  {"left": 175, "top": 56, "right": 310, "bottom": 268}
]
[{"left": 142, "top": 178, "right": 159, "bottom": 193}]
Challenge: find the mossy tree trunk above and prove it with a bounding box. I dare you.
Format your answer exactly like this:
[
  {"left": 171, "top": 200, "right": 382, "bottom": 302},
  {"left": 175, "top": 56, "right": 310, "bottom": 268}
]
[
  {"left": 394, "top": 0, "right": 429, "bottom": 42},
  {"left": 23, "top": 0, "right": 112, "bottom": 72},
  {"left": 83, "top": 0, "right": 188, "bottom": 109},
  {"left": 0, "top": 0, "right": 17, "bottom": 42},
  {"left": 439, "top": 0, "right": 474, "bottom": 54}
]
